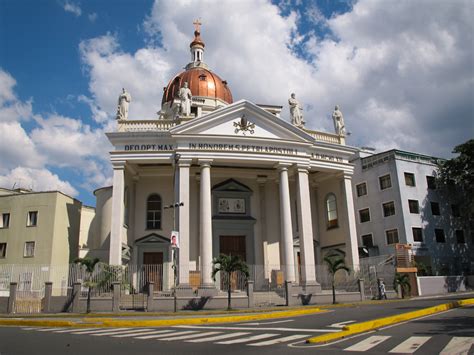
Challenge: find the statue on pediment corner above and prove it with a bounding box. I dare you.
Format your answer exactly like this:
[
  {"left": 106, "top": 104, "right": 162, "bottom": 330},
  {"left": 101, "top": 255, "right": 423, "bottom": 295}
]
[
  {"left": 116, "top": 88, "right": 131, "bottom": 120},
  {"left": 332, "top": 105, "right": 346, "bottom": 136},
  {"left": 289, "top": 93, "right": 305, "bottom": 128}
]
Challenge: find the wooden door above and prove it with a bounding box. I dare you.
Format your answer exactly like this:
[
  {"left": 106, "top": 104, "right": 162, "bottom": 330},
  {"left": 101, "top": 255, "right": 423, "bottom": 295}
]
[
  {"left": 143, "top": 252, "right": 163, "bottom": 291},
  {"left": 219, "top": 236, "right": 246, "bottom": 290}
]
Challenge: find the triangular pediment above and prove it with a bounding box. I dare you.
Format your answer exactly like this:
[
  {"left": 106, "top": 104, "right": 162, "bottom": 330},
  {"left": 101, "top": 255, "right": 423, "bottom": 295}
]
[
  {"left": 135, "top": 233, "right": 170, "bottom": 245},
  {"left": 169, "top": 100, "right": 315, "bottom": 143}
]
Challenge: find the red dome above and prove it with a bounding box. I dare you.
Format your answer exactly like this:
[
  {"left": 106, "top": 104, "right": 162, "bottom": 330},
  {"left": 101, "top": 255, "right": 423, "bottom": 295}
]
[{"left": 162, "top": 66, "right": 233, "bottom": 105}]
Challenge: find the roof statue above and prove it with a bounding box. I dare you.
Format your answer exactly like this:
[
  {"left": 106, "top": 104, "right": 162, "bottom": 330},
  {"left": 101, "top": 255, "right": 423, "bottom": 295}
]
[
  {"left": 116, "top": 88, "right": 131, "bottom": 120},
  {"left": 288, "top": 93, "right": 305, "bottom": 128},
  {"left": 178, "top": 82, "right": 192, "bottom": 117},
  {"left": 332, "top": 105, "right": 346, "bottom": 136}
]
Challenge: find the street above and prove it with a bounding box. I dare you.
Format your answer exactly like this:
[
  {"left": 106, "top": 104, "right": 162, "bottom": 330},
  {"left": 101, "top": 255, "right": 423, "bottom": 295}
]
[{"left": 0, "top": 296, "right": 473, "bottom": 354}]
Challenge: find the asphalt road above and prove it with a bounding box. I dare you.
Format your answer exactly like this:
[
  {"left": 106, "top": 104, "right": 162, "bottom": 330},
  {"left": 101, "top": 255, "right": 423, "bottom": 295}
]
[{"left": 0, "top": 295, "right": 472, "bottom": 355}]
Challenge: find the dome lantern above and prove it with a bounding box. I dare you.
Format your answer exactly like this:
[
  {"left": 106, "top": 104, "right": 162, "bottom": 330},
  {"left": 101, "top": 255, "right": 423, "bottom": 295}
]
[{"left": 190, "top": 19, "right": 205, "bottom": 63}]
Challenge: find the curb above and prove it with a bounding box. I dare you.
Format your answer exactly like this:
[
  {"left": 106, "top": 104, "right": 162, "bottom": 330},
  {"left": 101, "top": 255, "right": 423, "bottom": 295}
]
[
  {"left": 306, "top": 298, "right": 474, "bottom": 344},
  {"left": 0, "top": 307, "right": 327, "bottom": 328}
]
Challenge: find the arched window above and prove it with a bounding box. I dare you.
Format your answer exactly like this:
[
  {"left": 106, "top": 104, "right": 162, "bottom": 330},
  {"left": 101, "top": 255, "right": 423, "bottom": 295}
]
[
  {"left": 146, "top": 194, "right": 162, "bottom": 230},
  {"left": 326, "top": 193, "right": 338, "bottom": 229}
]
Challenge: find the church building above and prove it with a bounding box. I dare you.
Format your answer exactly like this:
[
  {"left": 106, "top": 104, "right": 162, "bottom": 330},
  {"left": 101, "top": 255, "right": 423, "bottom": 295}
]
[{"left": 87, "top": 23, "right": 360, "bottom": 292}]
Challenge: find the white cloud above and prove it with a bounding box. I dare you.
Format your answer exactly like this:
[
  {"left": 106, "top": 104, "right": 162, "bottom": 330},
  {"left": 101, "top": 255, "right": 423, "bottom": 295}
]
[
  {"left": 88, "top": 12, "right": 98, "bottom": 22},
  {"left": 0, "top": 167, "right": 78, "bottom": 197},
  {"left": 0, "top": 69, "right": 33, "bottom": 122},
  {"left": 63, "top": 1, "right": 82, "bottom": 17}
]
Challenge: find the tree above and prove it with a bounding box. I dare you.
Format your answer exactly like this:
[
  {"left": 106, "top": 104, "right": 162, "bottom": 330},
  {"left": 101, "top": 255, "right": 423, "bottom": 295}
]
[
  {"left": 323, "top": 249, "right": 350, "bottom": 304},
  {"left": 74, "top": 257, "right": 100, "bottom": 313},
  {"left": 437, "top": 139, "right": 474, "bottom": 221},
  {"left": 393, "top": 273, "right": 411, "bottom": 298},
  {"left": 211, "top": 254, "right": 249, "bottom": 310}
]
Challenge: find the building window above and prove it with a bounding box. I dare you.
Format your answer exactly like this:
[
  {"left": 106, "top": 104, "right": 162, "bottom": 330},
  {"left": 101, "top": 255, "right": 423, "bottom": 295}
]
[
  {"left": 24, "top": 241, "right": 35, "bottom": 257},
  {"left": 383, "top": 201, "right": 396, "bottom": 217},
  {"left": 379, "top": 174, "right": 392, "bottom": 190},
  {"left": 0, "top": 213, "right": 10, "bottom": 228},
  {"left": 451, "top": 204, "right": 460, "bottom": 217},
  {"left": 426, "top": 176, "right": 436, "bottom": 189},
  {"left": 408, "top": 200, "right": 419, "bottom": 214},
  {"left": 0, "top": 243, "right": 6, "bottom": 258},
  {"left": 326, "top": 194, "right": 338, "bottom": 229},
  {"left": 146, "top": 194, "right": 162, "bottom": 230},
  {"left": 430, "top": 202, "right": 440, "bottom": 216},
  {"left": 412, "top": 227, "right": 423, "bottom": 242},
  {"left": 404, "top": 172, "right": 416, "bottom": 186},
  {"left": 361, "top": 234, "right": 374, "bottom": 248},
  {"left": 435, "top": 229, "right": 445, "bottom": 243},
  {"left": 455, "top": 230, "right": 465, "bottom": 244},
  {"left": 27, "top": 211, "right": 38, "bottom": 227},
  {"left": 359, "top": 208, "right": 371, "bottom": 223},
  {"left": 356, "top": 182, "right": 367, "bottom": 197},
  {"left": 386, "top": 229, "right": 399, "bottom": 245}
]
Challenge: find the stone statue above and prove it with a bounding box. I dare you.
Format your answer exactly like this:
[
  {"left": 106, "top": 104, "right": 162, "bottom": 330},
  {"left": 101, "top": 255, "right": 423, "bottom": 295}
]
[
  {"left": 332, "top": 105, "right": 346, "bottom": 136},
  {"left": 288, "top": 93, "right": 305, "bottom": 128},
  {"left": 178, "top": 82, "right": 192, "bottom": 116},
  {"left": 116, "top": 88, "right": 131, "bottom": 120}
]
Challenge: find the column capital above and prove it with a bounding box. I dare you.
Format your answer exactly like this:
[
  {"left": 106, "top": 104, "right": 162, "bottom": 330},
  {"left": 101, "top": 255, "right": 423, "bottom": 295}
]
[
  {"left": 198, "top": 159, "right": 213, "bottom": 167},
  {"left": 342, "top": 171, "right": 353, "bottom": 180},
  {"left": 178, "top": 158, "right": 193, "bottom": 167},
  {"left": 111, "top": 160, "right": 126, "bottom": 170},
  {"left": 275, "top": 162, "right": 292, "bottom": 171},
  {"left": 295, "top": 164, "right": 310, "bottom": 174},
  {"left": 256, "top": 175, "right": 268, "bottom": 184}
]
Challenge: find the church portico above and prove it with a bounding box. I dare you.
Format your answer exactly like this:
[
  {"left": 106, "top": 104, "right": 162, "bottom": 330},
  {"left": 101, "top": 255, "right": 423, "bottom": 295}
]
[{"left": 94, "top": 23, "right": 360, "bottom": 294}]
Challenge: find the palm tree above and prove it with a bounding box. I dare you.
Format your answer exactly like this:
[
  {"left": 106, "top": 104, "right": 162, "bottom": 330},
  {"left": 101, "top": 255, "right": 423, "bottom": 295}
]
[
  {"left": 212, "top": 254, "right": 249, "bottom": 310},
  {"left": 323, "top": 249, "right": 350, "bottom": 304},
  {"left": 74, "top": 257, "right": 100, "bottom": 313},
  {"left": 393, "top": 273, "right": 411, "bottom": 298}
]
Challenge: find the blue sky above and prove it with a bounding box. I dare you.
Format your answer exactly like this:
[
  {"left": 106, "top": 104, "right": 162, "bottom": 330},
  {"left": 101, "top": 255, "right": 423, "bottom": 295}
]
[{"left": 1, "top": 0, "right": 473, "bottom": 206}]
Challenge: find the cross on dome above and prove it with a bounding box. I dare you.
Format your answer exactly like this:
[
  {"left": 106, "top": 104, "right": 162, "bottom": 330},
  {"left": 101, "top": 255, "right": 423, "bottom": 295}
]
[{"left": 190, "top": 19, "right": 205, "bottom": 63}]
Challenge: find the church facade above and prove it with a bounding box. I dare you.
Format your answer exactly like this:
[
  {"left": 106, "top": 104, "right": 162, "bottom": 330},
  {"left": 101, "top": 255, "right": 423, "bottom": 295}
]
[{"left": 87, "top": 24, "right": 360, "bottom": 291}]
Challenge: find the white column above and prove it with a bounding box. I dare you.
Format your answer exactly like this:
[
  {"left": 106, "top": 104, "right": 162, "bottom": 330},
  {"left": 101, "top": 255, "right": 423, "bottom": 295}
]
[
  {"left": 199, "top": 159, "right": 214, "bottom": 286},
  {"left": 342, "top": 172, "right": 360, "bottom": 268},
  {"left": 109, "top": 161, "right": 125, "bottom": 265},
  {"left": 278, "top": 164, "right": 296, "bottom": 282},
  {"left": 178, "top": 159, "right": 192, "bottom": 285},
  {"left": 296, "top": 166, "right": 317, "bottom": 285},
  {"left": 256, "top": 175, "right": 267, "bottom": 285}
]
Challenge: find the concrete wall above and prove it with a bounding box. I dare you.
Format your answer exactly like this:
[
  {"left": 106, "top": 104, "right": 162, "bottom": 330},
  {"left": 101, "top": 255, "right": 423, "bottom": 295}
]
[
  {"left": 148, "top": 295, "right": 249, "bottom": 311},
  {"left": 417, "top": 276, "right": 467, "bottom": 296},
  {"left": 0, "top": 297, "right": 8, "bottom": 313}
]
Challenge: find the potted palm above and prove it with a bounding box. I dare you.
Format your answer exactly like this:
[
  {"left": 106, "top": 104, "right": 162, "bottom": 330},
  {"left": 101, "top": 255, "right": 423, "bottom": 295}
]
[{"left": 323, "top": 249, "right": 350, "bottom": 304}]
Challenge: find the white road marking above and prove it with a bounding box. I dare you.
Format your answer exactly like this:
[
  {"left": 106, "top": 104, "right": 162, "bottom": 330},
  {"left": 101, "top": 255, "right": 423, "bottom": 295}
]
[
  {"left": 187, "top": 332, "right": 251, "bottom": 343},
  {"left": 440, "top": 337, "right": 474, "bottom": 355},
  {"left": 217, "top": 333, "right": 279, "bottom": 344},
  {"left": 135, "top": 330, "right": 197, "bottom": 340},
  {"left": 54, "top": 328, "right": 106, "bottom": 333},
  {"left": 175, "top": 325, "right": 338, "bottom": 333},
  {"left": 37, "top": 328, "right": 69, "bottom": 332},
  {"left": 65, "top": 328, "right": 129, "bottom": 334},
  {"left": 91, "top": 328, "right": 152, "bottom": 336},
  {"left": 389, "top": 336, "right": 431, "bottom": 353},
  {"left": 238, "top": 320, "right": 294, "bottom": 326},
  {"left": 329, "top": 320, "right": 356, "bottom": 328},
  {"left": 112, "top": 330, "right": 174, "bottom": 338},
  {"left": 249, "top": 334, "right": 308, "bottom": 346},
  {"left": 159, "top": 331, "right": 222, "bottom": 341},
  {"left": 344, "top": 335, "right": 391, "bottom": 351}
]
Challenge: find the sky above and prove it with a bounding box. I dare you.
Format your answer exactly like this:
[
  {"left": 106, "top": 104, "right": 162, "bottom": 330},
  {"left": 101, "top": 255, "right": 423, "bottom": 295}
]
[{"left": 0, "top": 0, "right": 473, "bottom": 206}]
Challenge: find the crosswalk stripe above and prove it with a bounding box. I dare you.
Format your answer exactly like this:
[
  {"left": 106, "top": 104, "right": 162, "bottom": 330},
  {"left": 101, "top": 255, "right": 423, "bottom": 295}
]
[
  {"left": 54, "top": 328, "right": 102, "bottom": 333},
  {"left": 389, "top": 336, "right": 431, "bottom": 353},
  {"left": 187, "top": 332, "right": 251, "bottom": 343},
  {"left": 217, "top": 333, "right": 279, "bottom": 344},
  {"left": 37, "top": 328, "right": 69, "bottom": 332},
  {"left": 440, "top": 336, "right": 474, "bottom": 355},
  {"left": 112, "top": 330, "right": 173, "bottom": 338},
  {"left": 135, "top": 331, "right": 197, "bottom": 340},
  {"left": 92, "top": 329, "right": 152, "bottom": 336},
  {"left": 344, "top": 336, "right": 391, "bottom": 352},
  {"left": 249, "top": 334, "right": 308, "bottom": 346},
  {"left": 159, "top": 331, "right": 222, "bottom": 341},
  {"left": 64, "top": 328, "right": 129, "bottom": 334}
]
